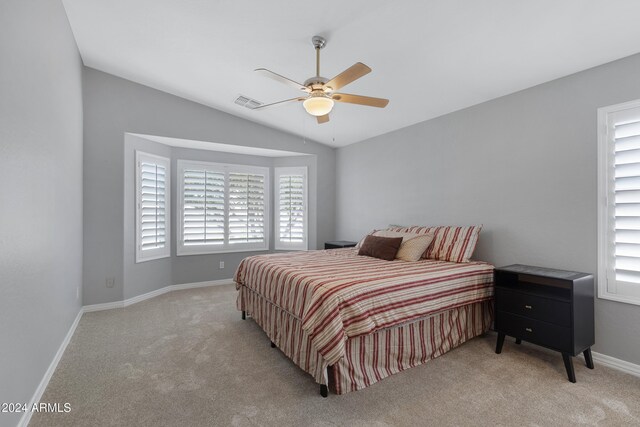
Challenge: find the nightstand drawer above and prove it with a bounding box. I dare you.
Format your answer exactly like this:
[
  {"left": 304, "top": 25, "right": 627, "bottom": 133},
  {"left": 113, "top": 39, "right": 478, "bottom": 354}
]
[
  {"left": 497, "top": 311, "right": 572, "bottom": 353},
  {"left": 496, "top": 287, "right": 571, "bottom": 327}
]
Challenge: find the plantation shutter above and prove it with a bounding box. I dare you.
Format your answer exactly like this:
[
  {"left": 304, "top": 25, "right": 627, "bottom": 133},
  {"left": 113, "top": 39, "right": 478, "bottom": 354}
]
[
  {"left": 228, "top": 172, "right": 266, "bottom": 244},
  {"left": 177, "top": 160, "right": 269, "bottom": 255},
  {"left": 136, "top": 152, "right": 170, "bottom": 262},
  {"left": 275, "top": 167, "right": 307, "bottom": 250},
  {"left": 612, "top": 116, "right": 640, "bottom": 285},
  {"left": 182, "top": 169, "right": 225, "bottom": 246}
]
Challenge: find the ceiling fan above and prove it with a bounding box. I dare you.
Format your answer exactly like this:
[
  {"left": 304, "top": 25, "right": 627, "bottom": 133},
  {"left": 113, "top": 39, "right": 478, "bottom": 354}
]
[{"left": 253, "top": 36, "right": 389, "bottom": 124}]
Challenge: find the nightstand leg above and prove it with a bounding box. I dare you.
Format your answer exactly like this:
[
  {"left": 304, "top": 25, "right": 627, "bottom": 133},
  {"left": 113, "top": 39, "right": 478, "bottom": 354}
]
[
  {"left": 583, "top": 348, "right": 594, "bottom": 369},
  {"left": 495, "top": 332, "right": 506, "bottom": 354},
  {"left": 562, "top": 353, "right": 576, "bottom": 383},
  {"left": 515, "top": 338, "right": 522, "bottom": 345}
]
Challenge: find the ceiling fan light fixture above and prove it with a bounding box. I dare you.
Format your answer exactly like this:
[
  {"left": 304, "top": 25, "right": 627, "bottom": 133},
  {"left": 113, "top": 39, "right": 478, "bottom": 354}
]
[{"left": 303, "top": 95, "right": 334, "bottom": 116}]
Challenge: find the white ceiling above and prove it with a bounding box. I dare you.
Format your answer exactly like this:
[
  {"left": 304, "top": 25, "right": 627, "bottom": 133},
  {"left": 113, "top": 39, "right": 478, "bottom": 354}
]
[{"left": 63, "top": 0, "right": 640, "bottom": 147}]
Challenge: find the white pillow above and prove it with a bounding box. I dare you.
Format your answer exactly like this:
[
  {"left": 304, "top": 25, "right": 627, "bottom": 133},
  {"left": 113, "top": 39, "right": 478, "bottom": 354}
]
[{"left": 396, "top": 233, "right": 435, "bottom": 262}]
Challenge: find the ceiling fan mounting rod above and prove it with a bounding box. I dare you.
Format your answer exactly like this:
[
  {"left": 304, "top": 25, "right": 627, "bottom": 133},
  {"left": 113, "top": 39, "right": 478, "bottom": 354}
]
[{"left": 312, "top": 36, "right": 326, "bottom": 78}]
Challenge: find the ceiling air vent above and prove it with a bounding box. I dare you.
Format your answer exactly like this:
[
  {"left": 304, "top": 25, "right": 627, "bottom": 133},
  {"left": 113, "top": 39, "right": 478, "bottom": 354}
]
[{"left": 235, "top": 95, "right": 263, "bottom": 109}]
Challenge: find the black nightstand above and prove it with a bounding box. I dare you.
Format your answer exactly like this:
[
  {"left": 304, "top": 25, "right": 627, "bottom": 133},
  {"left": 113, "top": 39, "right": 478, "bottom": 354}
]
[
  {"left": 324, "top": 241, "right": 357, "bottom": 249},
  {"left": 494, "top": 264, "right": 595, "bottom": 383}
]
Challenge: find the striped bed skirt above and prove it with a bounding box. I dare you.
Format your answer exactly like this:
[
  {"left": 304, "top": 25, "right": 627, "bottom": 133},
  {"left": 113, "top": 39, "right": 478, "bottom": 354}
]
[{"left": 238, "top": 285, "right": 493, "bottom": 394}]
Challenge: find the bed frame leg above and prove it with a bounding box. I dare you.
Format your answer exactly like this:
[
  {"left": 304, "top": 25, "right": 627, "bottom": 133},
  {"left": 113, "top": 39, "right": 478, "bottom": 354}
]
[
  {"left": 320, "top": 384, "right": 328, "bottom": 398},
  {"left": 241, "top": 310, "right": 246, "bottom": 320},
  {"left": 270, "top": 341, "right": 276, "bottom": 348}
]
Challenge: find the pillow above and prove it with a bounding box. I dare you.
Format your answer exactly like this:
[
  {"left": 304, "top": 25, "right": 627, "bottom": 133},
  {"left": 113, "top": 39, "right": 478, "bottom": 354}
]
[
  {"left": 373, "top": 229, "right": 416, "bottom": 240},
  {"left": 427, "top": 225, "right": 482, "bottom": 263},
  {"left": 355, "top": 229, "right": 379, "bottom": 249},
  {"left": 358, "top": 235, "right": 403, "bottom": 261},
  {"left": 396, "top": 233, "right": 435, "bottom": 262},
  {"left": 356, "top": 228, "right": 418, "bottom": 251},
  {"left": 387, "top": 225, "right": 482, "bottom": 263}
]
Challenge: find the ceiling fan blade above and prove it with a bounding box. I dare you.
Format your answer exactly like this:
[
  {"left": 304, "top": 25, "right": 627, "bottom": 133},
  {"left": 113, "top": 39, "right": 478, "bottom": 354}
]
[
  {"left": 332, "top": 93, "right": 389, "bottom": 108},
  {"left": 252, "top": 97, "right": 306, "bottom": 110},
  {"left": 324, "top": 62, "right": 371, "bottom": 91},
  {"left": 317, "top": 114, "right": 330, "bottom": 124},
  {"left": 255, "top": 68, "right": 309, "bottom": 92}
]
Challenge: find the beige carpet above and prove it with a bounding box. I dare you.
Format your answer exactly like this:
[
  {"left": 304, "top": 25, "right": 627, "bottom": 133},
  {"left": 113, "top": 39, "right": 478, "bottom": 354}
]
[{"left": 31, "top": 284, "right": 640, "bottom": 426}]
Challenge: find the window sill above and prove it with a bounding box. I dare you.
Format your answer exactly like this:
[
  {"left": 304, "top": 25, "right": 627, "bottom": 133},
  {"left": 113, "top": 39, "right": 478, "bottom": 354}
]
[
  {"left": 135, "top": 253, "right": 171, "bottom": 264},
  {"left": 598, "top": 289, "right": 640, "bottom": 307},
  {"left": 176, "top": 248, "right": 270, "bottom": 257}
]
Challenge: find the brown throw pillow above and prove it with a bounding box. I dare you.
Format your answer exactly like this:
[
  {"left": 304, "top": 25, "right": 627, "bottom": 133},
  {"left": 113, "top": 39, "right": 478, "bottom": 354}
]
[{"left": 358, "top": 235, "right": 403, "bottom": 261}]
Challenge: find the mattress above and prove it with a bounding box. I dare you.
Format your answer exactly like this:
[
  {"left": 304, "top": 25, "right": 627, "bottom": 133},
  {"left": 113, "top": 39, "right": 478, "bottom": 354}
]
[{"left": 235, "top": 248, "right": 494, "bottom": 366}]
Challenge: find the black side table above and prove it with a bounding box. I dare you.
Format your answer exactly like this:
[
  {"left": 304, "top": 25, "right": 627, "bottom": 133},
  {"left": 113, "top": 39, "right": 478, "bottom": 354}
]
[
  {"left": 325, "top": 241, "right": 357, "bottom": 249},
  {"left": 494, "top": 264, "right": 595, "bottom": 383}
]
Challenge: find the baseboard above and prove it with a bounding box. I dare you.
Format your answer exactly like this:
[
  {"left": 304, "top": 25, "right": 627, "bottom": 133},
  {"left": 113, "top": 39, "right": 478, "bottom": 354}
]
[
  {"left": 123, "top": 286, "right": 169, "bottom": 307},
  {"left": 82, "top": 300, "right": 125, "bottom": 312},
  {"left": 591, "top": 351, "right": 640, "bottom": 378},
  {"left": 170, "top": 278, "right": 234, "bottom": 292},
  {"left": 18, "top": 308, "right": 83, "bottom": 427},
  {"left": 82, "top": 279, "right": 233, "bottom": 313}
]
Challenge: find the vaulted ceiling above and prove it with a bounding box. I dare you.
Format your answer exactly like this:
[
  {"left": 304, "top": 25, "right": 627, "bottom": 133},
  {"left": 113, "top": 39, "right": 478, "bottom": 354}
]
[{"left": 63, "top": 0, "right": 640, "bottom": 147}]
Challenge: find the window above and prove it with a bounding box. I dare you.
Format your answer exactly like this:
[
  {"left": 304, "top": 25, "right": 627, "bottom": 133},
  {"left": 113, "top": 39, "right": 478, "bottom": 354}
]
[
  {"left": 135, "top": 151, "right": 170, "bottom": 262},
  {"left": 275, "top": 167, "right": 308, "bottom": 250},
  {"left": 598, "top": 100, "right": 640, "bottom": 305},
  {"left": 177, "top": 160, "right": 269, "bottom": 255}
]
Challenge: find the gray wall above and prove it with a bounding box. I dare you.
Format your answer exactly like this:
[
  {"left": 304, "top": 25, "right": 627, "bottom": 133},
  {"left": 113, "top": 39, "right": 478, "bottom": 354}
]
[
  {"left": 123, "top": 135, "right": 173, "bottom": 300},
  {"left": 335, "top": 53, "right": 640, "bottom": 365},
  {"left": 0, "top": 1, "right": 83, "bottom": 426},
  {"left": 84, "top": 68, "right": 336, "bottom": 305}
]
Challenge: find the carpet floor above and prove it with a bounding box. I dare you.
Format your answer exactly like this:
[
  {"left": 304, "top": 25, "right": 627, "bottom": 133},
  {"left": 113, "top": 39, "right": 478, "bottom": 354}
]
[{"left": 31, "top": 284, "right": 640, "bottom": 426}]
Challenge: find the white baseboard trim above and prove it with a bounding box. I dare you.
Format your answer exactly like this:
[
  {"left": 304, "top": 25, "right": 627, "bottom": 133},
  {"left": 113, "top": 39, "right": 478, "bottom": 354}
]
[
  {"left": 82, "top": 278, "right": 234, "bottom": 313},
  {"left": 591, "top": 351, "right": 640, "bottom": 378},
  {"left": 18, "top": 308, "right": 83, "bottom": 427},
  {"left": 82, "top": 300, "right": 124, "bottom": 312}
]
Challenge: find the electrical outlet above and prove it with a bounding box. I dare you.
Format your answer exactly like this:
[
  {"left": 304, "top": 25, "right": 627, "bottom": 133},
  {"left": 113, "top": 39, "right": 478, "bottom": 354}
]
[
  {"left": 219, "top": 261, "right": 225, "bottom": 269},
  {"left": 106, "top": 277, "right": 115, "bottom": 288}
]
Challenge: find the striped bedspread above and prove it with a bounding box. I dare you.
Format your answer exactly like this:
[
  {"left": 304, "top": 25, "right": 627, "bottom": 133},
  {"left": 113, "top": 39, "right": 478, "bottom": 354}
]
[{"left": 234, "top": 248, "right": 494, "bottom": 366}]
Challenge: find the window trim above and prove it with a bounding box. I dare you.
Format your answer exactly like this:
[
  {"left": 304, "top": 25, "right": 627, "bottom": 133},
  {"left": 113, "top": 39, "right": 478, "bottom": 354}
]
[
  {"left": 176, "top": 159, "right": 270, "bottom": 256},
  {"left": 135, "top": 151, "right": 171, "bottom": 263},
  {"left": 597, "top": 99, "right": 640, "bottom": 306},
  {"left": 274, "top": 166, "right": 308, "bottom": 251}
]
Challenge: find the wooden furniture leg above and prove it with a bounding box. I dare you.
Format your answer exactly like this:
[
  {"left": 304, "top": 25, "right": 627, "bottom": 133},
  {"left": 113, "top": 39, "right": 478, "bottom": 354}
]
[
  {"left": 583, "top": 348, "right": 594, "bottom": 369},
  {"left": 270, "top": 341, "right": 276, "bottom": 348},
  {"left": 495, "top": 332, "right": 506, "bottom": 354},
  {"left": 241, "top": 310, "right": 246, "bottom": 320},
  {"left": 562, "top": 353, "right": 576, "bottom": 383}
]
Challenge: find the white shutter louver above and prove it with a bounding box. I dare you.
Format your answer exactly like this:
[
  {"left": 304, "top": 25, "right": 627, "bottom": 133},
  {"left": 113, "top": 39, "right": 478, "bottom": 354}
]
[
  {"left": 183, "top": 169, "right": 225, "bottom": 246},
  {"left": 229, "top": 173, "right": 265, "bottom": 244},
  {"left": 275, "top": 167, "right": 307, "bottom": 250},
  {"left": 613, "top": 119, "right": 640, "bottom": 285},
  {"left": 140, "top": 162, "right": 167, "bottom": 249},
  {"left": 279, "top": 175, "right": 305, "bottom": 243},
  {"left": 136, "top": 152, "right": 170, "bottom": 262},
  {"left": 177, "top": 160, "right": 269, "bottom": 255}
]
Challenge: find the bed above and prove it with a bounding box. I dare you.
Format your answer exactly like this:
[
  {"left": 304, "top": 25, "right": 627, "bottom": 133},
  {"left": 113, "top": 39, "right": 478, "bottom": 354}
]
[{"left": 235, "top": 230, "right": 494, "bottom": 396}]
